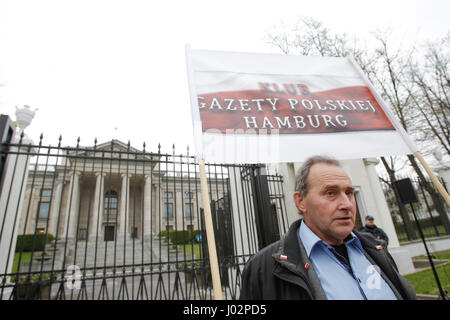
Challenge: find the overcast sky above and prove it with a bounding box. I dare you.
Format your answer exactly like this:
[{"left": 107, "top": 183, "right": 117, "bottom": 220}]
[{"left": 0, "top": 0, "right": 449, "bottom": 154}]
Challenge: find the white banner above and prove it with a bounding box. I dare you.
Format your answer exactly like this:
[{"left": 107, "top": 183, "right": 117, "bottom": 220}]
[{"left": 185, "top": 47, "right": 417, "bottom": 163}]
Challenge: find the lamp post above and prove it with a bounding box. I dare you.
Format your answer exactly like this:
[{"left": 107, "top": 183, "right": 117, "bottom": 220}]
[
  {"left": 394, "top": 178, "right": 448, "bottom": 300},
  {"left": 14, "top": 105, "right": 38, "bottom": 136}
]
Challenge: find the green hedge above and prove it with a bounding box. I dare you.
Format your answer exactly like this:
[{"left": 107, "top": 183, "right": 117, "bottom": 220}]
[
  {"left": 395, "top": 216, "right": 447, "bottom": 233},
  {"left": 159, "top": 230, "right": 203, "bottom": 245},
  {"left": 15, "top": 234, "right": 54, "bottom": 252},
  {"left": 417, "top": 216, "right": 446, "bottom": 230}
]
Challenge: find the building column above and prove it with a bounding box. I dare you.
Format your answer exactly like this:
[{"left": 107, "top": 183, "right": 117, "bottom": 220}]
[
  {"left": 90, "top": 172, "right": 105, "bottom": 241},
  {"left": 49, "top": 176, "right": 63, "bottom": 236},
  {"left": 143, "top": 174, "right": 152, "bottom": 238},
  {"left": 0, "top": 136, "right": 35, "bottom": 283},
  {"left": 119, "top": 173, "right": 130, "bottom": 239},
  {"left": 363, "top": 158, "right": 400, "bottom": 247},
  {"left": 280, "top": 162, "right": 301, "bottom": 224},
  {"left": 65, "top": 171, "right": 81, "bottom": 240},
  {"left": 151, "top": 184, "right": 159, "bottom": 237},
  {"left": 24, "top": 187, "right": 39, "bottom": 234}
]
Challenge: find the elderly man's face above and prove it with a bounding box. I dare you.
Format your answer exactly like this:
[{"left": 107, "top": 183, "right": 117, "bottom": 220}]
[{"left": 294, "top": 163, "right": 356, "bottom": 245}]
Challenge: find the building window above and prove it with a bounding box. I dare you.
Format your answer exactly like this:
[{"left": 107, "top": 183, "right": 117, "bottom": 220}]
[
  {"left": 104, "top": 226, "right": 115, "bottom": 241},
  {"left": 36, "top": 228, "right": 45, "bottom": 234},
  {"left": 131, "top": 227, "right": 138, "bottom": 239},
  {"left": 41, "top": 189, "right": 52, "bottom": 197},
  {"left": 185, "top": 203, "right": 193, "bottom": 217},
  {"left": 104, "top": 190, "right": 118, "bottom": 215},
  {"left": 184, "top": 191, "right": 193, "bottom": 199},
  {"left": 78, "top": 228, "right": 88, "bottom": 240},
  {"left": 38, "top": 202, "right": 50, "bottom": 219},
  {"left": 165, "top": 192, "right": 173, "bottom": 199},
  {"left": 165, "top": 203, "right": 173, "bottom": 219}
]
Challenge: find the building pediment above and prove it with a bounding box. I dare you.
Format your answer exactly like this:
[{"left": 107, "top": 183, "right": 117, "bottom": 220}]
[{"left": 67, "top": 139, "right": 160, "bottom": 164}]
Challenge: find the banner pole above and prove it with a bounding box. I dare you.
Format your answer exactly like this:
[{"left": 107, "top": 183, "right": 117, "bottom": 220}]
[
  {"left": 185, "top": 45, "right": 223, "bottom": 299},
  {"left": 414, "top": 151, "right": 450, "bottom": 207},
  {"left": 199, "top": 159, "right": 223, "bottom": 300},
  {"left": 185, "top": 44, "right": 204, "bottom": 157}
]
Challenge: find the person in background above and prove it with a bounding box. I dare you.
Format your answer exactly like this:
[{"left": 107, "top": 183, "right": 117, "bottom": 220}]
[{"left": 360, "top": 215, "right": 389, "bottom": 247}]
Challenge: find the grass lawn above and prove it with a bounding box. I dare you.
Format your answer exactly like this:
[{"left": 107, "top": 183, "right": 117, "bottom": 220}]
[
  {"left": 176, "top": 243, "right": 204, "bottom": 260},
  {"left": 413, "top": 249, "right": 450, "bottom": 260},
  {"left": 405, "top": 262, "right": 450, "bottom": 296}
]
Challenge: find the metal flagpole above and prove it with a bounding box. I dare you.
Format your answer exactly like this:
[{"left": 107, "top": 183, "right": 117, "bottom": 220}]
[
  {"left": 409, "top": 202, "right": 448, "bottom": 299},
  {"left": 395, "top": 177, "right": 448, "bottom": 300}
]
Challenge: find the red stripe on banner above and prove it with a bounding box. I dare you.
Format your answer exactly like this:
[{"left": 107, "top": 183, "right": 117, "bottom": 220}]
[{"left": 197, "top": 86, "right": 394, "bottom": 134}]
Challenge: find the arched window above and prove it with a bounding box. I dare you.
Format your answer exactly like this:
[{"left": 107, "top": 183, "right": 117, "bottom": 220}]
[{"left": 104, "top": 190, "right": 118, "bottom": 215}]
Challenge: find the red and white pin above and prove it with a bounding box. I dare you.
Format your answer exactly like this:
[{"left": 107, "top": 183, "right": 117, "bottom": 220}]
[
  {"left": 376, "top": 245, "right": 383, "bottom": 250},
  {"left": 304, "top": 263, "right": 310, "bottom": 270},
  {"left": 280, "top": 255, "right": 288, "bottom": 260}
]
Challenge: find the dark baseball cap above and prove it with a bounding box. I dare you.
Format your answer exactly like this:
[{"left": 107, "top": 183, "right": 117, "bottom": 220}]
[{"left": 365, "top": 215, "right": 374, "bottom": 220}]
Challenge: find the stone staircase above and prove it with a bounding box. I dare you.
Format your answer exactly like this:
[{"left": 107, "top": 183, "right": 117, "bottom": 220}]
[
  {"left": 18, "top": 235, "right": 196, "bottom": 278},
  {"left": 65, "top": 236, "right": 192, "bottom": 272}
]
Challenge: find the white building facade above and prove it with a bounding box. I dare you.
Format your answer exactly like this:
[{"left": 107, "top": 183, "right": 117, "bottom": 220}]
[{"left": 18, "top": 140, "right": 227, "bottom": 243}]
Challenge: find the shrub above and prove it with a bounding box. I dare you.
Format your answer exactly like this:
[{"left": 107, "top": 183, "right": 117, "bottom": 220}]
[
  {"left": 168, "top": 231, "right": 190, "bottom": 245},
  {"left": 165, "top": 230, "right": 203, "bottom": 245},
  {"left": 15, "top": 234, "right": 54, "bottom": 252},
  {"left": 16, "top": 272, "right": 54, "bottom": 284},
  {"left": 46, "top": 233, "right": 56, "bottom": 242}
]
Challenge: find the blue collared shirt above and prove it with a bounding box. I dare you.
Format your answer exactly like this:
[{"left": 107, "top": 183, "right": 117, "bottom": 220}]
[{"left": 299, "top": 221, "right": 398, "bottom": 300}]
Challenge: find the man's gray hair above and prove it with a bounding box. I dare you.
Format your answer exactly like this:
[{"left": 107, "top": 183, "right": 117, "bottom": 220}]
[{"left": 294, "top": 155, "right": 341, "bottom": 196}]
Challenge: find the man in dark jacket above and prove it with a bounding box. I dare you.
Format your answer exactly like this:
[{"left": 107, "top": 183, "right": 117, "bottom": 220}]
[
  {"left": 360, "top": 215, "right": 390, "bottom": 246},
  {"left": 240, "top": 156, "right": 416, "bottom": 300}
]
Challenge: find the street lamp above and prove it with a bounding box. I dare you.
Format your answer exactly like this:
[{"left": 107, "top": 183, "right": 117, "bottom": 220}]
[{"left": 14, "top": 105, "right": 38, "bottom": 135}]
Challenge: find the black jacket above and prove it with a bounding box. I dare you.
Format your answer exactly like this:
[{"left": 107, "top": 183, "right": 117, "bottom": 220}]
[
  {"left": 239, "top": 219, "right": 416, "bottom": 300},
  {"left": 360, "top": 224, "right": 389, "bottom": 246}
]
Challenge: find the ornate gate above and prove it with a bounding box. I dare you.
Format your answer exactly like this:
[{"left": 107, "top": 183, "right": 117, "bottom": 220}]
[{"left": 0, "top": 122, "right": 288, "bottom": 300}]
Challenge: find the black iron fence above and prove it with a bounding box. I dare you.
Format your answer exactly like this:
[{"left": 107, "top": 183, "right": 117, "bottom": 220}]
[
  {"left": 380, "top": 175, "right": 450, "bottom": 242},
  {"left": 0, "top": 133, "right": 288, "bottom": 300}
]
